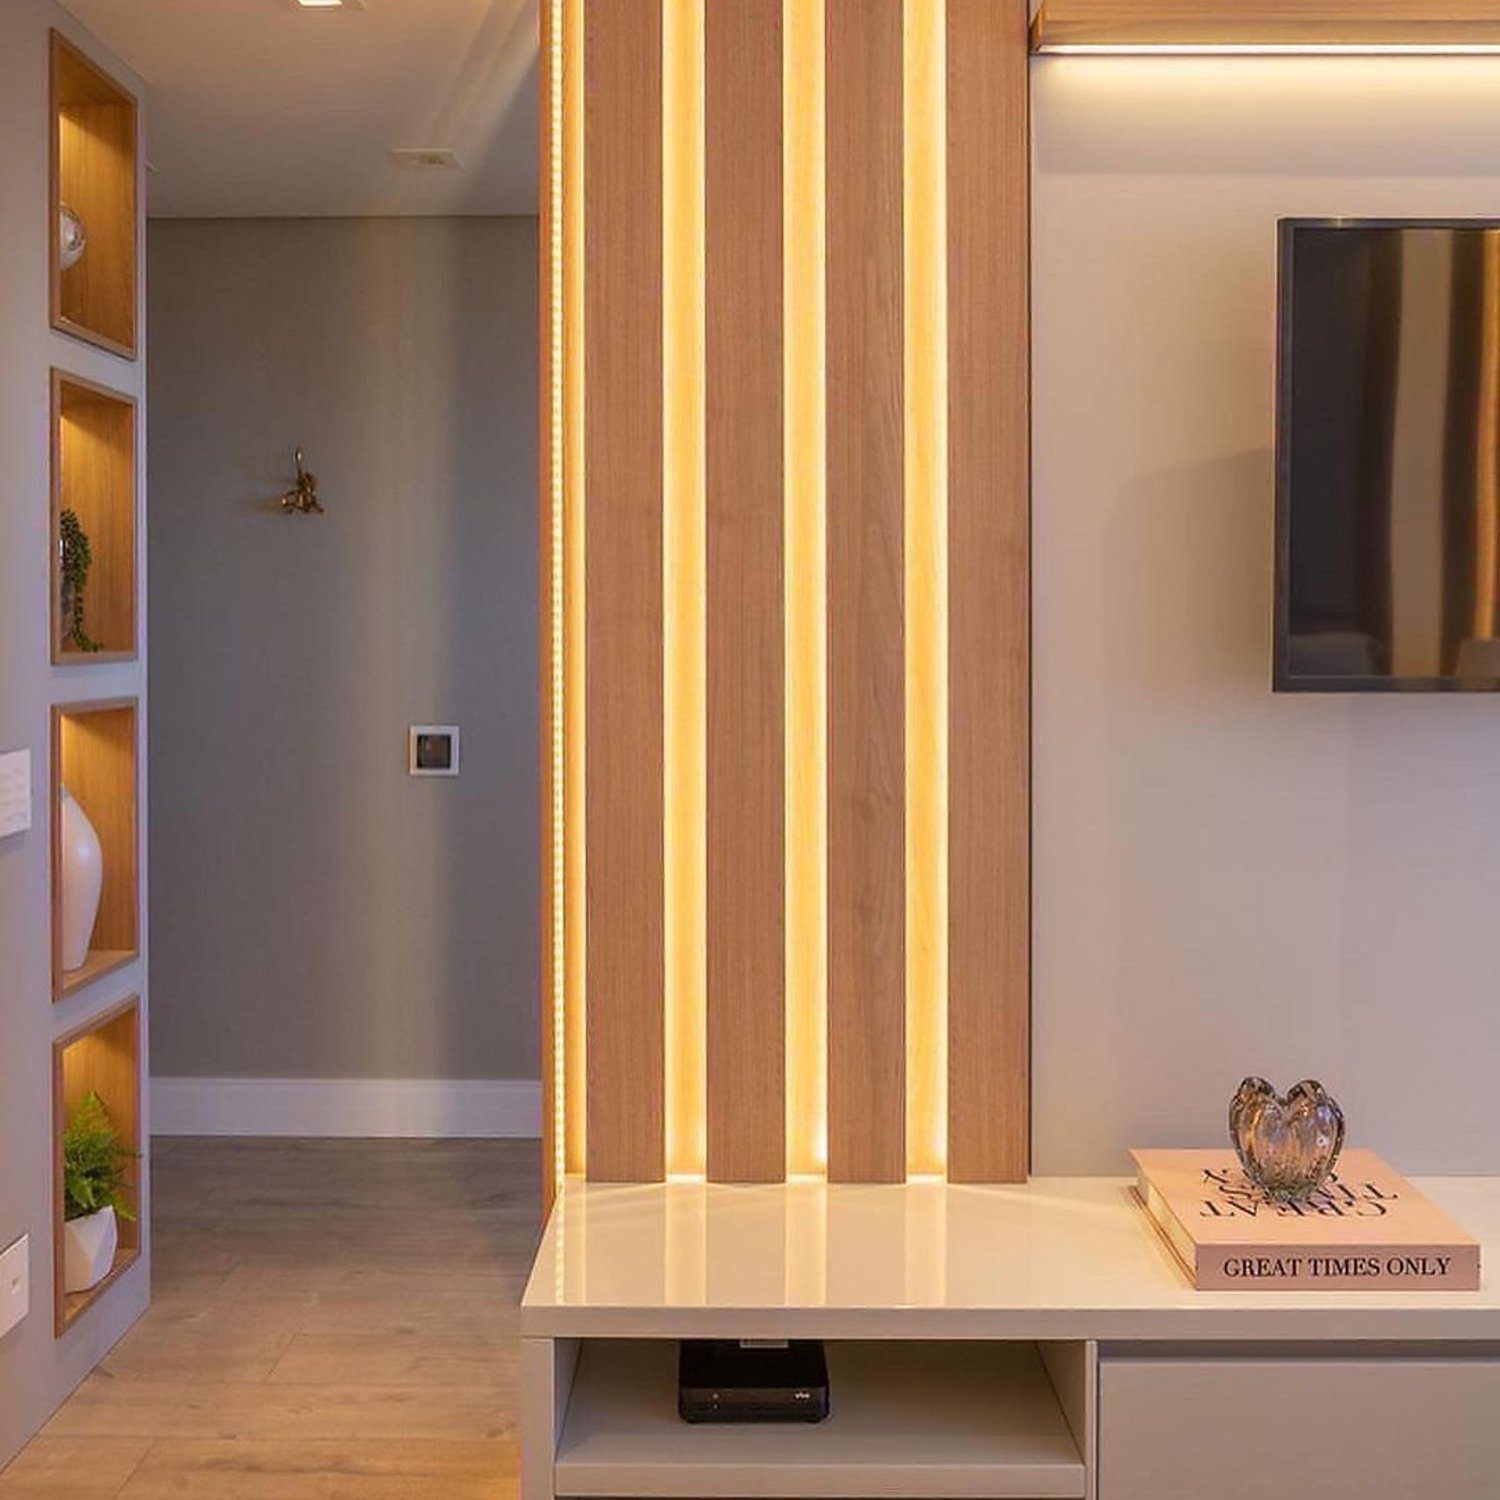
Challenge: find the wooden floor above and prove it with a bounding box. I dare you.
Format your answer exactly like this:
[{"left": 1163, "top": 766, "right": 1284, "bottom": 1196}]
[{"left": 0, "top": 1137, "right": 542, "bottom": 1499}]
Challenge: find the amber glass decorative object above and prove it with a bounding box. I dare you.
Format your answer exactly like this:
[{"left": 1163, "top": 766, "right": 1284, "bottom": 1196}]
[{"left": 1229, "top": 1077, "right": 1346, "bottom": 1204}]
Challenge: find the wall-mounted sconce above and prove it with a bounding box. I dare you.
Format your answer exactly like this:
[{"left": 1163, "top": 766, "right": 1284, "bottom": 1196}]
[{"left": 279, "top": 449, "right": 324, "bottom": 515}]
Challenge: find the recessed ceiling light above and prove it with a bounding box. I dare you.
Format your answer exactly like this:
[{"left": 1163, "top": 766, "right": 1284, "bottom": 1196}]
[{"left": 294, "top": 0, "right": 364, "bottom": 11}]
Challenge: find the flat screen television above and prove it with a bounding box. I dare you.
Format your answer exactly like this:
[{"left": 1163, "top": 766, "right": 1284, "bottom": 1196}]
[{"left": 1276, "top": 218, "right": 1500, "bottom": 691}]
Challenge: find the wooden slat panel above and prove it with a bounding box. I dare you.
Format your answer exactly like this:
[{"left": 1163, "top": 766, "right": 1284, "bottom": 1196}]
[
  {"left": 704, "top": 0, "right": 786, "bottom": 1183},
  {"left": 825, "top": 0, "right": 905, "bottom": 1184},
  {"left": 1031, "top": 0, "right": 1500, "bottom": 50},
  {"left": 584, "top": 0, "right": 665, "bottom": 1182},
  {"left": 947, "top": 0, "right": 1030, "bottom": 1183}
]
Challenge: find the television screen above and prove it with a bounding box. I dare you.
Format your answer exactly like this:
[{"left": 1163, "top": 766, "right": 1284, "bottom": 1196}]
[{"left": 1277, "top": 219, "right": 1500, "bottom": 691}]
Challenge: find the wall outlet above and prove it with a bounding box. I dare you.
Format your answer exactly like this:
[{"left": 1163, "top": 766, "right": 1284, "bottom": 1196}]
[
  {"left": 0, "top": 1235, "right": 28, "bottom": 1342},
  {"left": 0, "top": 750, "right": 30, "bottom": 839}
]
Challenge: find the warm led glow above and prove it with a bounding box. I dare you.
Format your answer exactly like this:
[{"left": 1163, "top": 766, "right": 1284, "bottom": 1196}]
[
  {"left": 903, "top": 0, "right": 948, "bottom": 1179},
  {"left": 562, "top": 0, "right": 587, "bottom": 1179},
  {"left": 664, "top": 0, "right": 708, "bottom": 1179},
  {"left": 1477, "top": 232, "right": 1500, "bottom": 641},
  {"left": 1038, "top": 42, "right": 1500, "bottom": 54},
  {"left": 784, "top": 0, "right": 828, "bottom": 1178},
  {"left": 548, "top": 0, "right": 566, "bottom": 1193}
]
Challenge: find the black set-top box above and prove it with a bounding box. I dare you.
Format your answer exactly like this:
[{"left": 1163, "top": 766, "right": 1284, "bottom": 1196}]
[{"left": 678, "top": 1339, "right": 830, "bottom": 1423}]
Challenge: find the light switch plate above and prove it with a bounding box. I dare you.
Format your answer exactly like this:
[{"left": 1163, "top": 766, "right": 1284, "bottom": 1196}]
[
  {"left": 0, "top": 750, "right": 31, "bottom": 839},
  {"left": 409, "top": 726, "right": 460, "bottom": 777},
  {"left": 0, "top": 1235, "right": 28, "bottom": 1342}
]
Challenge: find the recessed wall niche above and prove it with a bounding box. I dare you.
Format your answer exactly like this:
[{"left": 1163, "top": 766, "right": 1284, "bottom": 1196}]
[
  {"left": 52, "top": 371, "right": 137, "bottom": 663},
  {"left": 50, "top": 30, "right": 138, "bottom": 359},
  {"left": 52, "top": 997, "right": 141, "bottom": 1335},
  {"left": 51, "top": 700, "right": 139, "bottom": 1000}
]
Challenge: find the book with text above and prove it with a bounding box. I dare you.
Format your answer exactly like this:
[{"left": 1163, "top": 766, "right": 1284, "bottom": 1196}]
[{"left": 1133, "top": 1148, "right": 1481, "bottom": 1291}]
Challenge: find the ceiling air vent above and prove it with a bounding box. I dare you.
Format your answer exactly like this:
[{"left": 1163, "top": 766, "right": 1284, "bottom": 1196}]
[{"left": 389, "top": 148, "right": 462, "bottom": 171}]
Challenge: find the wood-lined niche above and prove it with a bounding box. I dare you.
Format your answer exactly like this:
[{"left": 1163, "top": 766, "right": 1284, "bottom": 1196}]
[
  {"left": 52, "top": 700, "right": 139, "bottom": 1000},
  {"left": 541, "top": 0, "right": 1030, "bottom": 1192},
  {"left": 52, "top": 371, "right": 138, "bottom": 663},
  {"left": 50, "top": 31, "right": 139, "bottom": 359},
  {"left": 53, "top": 997, "right": 142, "bottom": 1335}
]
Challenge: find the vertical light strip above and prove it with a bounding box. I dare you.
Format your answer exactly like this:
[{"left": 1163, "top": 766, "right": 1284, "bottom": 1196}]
[
  {"left": 562, "top": 0, "right": 587, "bottom": 1177},
  {"left": 664, "top": 0, "right": 708, "bottom": 1178},
  {"left": 1476, "top": 230, "right": 1500, "bottom": 641},
  {"left": 547, "top": 0, "right": 566, "bottom": 1190},
  {"left": 903, "top": 0, "right": 948, "bottom": 1177},
  {"left": 784, "top": 0, "right": 828, "bottom": 1177}
]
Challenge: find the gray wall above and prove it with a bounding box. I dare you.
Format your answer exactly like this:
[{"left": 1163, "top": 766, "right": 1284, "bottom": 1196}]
[
  {"left": 148, "top": 217, "right": 538, "bottom": 1082},
  {"left": 1032, "top": 57, "right": 1500, "bottom": 1174},
  {"left": 0, "top": 3, "right": 149, "bottom": 1468}
]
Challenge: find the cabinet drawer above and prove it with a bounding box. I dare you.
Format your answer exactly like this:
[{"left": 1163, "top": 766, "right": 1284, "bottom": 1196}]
[{"left": 1100, "top": 1352, "right": 1500, "bottom": 1500}]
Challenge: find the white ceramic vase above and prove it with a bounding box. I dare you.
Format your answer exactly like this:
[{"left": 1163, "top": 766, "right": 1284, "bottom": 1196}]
[
  {"left": 63, "top": 1205, "right": 118, "bottom": 1294},
  {"left": 60, "top": 787, "right": 103, "bottom": 972}
]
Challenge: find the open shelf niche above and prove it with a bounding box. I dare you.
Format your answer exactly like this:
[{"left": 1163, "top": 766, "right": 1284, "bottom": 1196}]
[
  {"left": 52, "top": 700, "right": 138, "bottom": 999},
  {"left": 50, "top": 30, "right": 138, "bottom": 359},
  {"left": 52, "top": 370, "right": 137, "bottom": 663},
  {"left": 53, "top": 997, "right": 141, "bottom": 1336},
  {"left": 555, "top": 1340, "right": 1087, "bottom": 1499}
]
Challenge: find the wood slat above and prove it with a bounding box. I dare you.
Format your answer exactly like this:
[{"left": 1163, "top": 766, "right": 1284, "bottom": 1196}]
[
  {"left": 947, "top": 0, "right": 1030, "bottom": 1183},
  {"left": 825, "top": 0, "right": 906, "bottom": 1184},
  {"left": 584, "top": 0, "right": 665, "bottom": 1182},
  {"left": 1031, "top": 0, "right": 1500, "bottom": 50},
  {"left": 704, "top": 0, "right": 786, "bottom": 1183}
]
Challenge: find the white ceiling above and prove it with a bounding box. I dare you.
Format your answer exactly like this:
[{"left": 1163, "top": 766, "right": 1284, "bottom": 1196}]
[{"left": 63, "top": 0, "right": 538, "bottom": 218}]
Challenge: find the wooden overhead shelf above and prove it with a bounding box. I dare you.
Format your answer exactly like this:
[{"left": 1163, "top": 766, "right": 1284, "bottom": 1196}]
[
  {"left": 53, "top": 997, "right": 142, "bottom": 1336},
  {"left": 50, "top": 30, "right": 138, "bottom": 359},
  {"left": 1031, "top": 1, "right": 1500, "bottom": 52},
  {"left": 52, "top": 700, "right": 139, "bottom": 1000},
  {"left": 52, "top": 371, "right": 137, "bottom": 663}
]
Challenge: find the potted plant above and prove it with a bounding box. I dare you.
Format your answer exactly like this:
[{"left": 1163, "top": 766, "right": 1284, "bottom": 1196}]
[
  {"left": 59, "top": 507, "right": 102, "bottom": 653},
  {"left": 62, "top": 1091, "right": 135, "bottom": 1294}
]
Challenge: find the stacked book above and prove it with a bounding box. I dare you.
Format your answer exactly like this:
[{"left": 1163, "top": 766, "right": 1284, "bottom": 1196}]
[{"left": 1133, "top": 1148, "right": 1481, "bottom": 1291}]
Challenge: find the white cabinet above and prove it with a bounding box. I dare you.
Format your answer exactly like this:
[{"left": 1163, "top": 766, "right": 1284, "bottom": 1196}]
[{"left": 1099, "top": 1350, "right": 1500, "bottom": 1500}]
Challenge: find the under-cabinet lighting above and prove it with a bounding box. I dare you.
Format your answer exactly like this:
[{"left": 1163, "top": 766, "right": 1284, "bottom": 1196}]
[{"left": 1037, "top": 42, "right": 1500, "bottom": 55}]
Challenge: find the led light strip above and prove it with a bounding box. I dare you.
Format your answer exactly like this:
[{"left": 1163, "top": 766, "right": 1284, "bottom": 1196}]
[
  {"left": 548, "top": 0, "right": 567, "bottom": 1194},
  {"left": 784, "top": 0, "right": 829, "bottom": 1178},
  {"left": 563, "top": 0, "right": 587, "bottom": 1180},
  {"left": 663, "top": 0, "right": 708, "bottom": 1179},
  {"left": 903, "top": 0, "right": 948, "bottom": 1179},
  {"left": 1038, "top": 42, "right": 1500, "bottom": 54}
]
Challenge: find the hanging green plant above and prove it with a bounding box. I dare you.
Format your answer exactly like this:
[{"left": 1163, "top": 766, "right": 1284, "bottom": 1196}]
[
  {"left": 59, "top": 507, "right": 103, "bottom": 653},
  {"left": 62, "top": 1091, "right": 136, "bottom": 1224}
]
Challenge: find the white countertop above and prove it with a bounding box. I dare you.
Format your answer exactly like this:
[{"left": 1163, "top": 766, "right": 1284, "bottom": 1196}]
[{"left": 520, "top": 1175, "right": 1500, "bottom": 1342}]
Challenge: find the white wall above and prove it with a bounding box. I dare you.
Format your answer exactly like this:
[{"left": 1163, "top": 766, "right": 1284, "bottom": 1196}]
[
  {"left": 1033, "top": 57, "right": 1500, "bottom": 1175},
  {"left": 0, "top": 2, "right": 148, "bottom": 1468},
  {"left": 147, "top": 218, "right": 539, "bottom": 1114}
]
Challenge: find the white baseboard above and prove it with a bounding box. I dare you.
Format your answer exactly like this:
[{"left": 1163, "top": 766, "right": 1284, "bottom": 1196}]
[{"left": 151, "top": 1077, "right": 542, "bottom": 1138}]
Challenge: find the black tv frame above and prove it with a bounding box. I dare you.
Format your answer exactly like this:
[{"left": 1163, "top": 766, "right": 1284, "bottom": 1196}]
[{"left": 1274, "top": 215, "right": 1500, "bottom": 693}]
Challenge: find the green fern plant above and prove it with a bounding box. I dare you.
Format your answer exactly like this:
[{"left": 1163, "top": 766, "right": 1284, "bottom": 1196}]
[
  {"left": 59, "top": 507, "right": 103, "bottom": 653},
  {"left": 62, "top": 1092, "right": 136, "bottom": 1223}
]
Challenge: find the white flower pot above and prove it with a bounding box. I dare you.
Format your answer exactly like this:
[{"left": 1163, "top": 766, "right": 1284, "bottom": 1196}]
[
  {"left": 60, "top": 787, "right": 103, "bottom": 972},
  {"left": 63, "top": 1205, "right": 118, "bottom": 1294}
]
